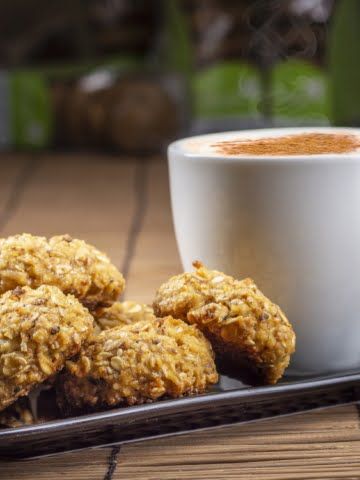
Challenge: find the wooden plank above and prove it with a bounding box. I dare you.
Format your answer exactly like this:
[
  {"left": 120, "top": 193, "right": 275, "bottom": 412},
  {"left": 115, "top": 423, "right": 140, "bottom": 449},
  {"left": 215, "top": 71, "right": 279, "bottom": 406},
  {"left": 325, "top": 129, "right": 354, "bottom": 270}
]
[
  {"left": 125, "top": 158, "right": 182, "bottom": 303},
  {"left": 1, "top": 154, "right": 137, "bottom": 270},
  {"left": 117, "top": 406, "right": 360, "bottom": 480},
  {"left": 0, "top": 448, "right": 109, "bottom": 479},
  {"left": 0, "top": 154, "right": 30, "bottom": 218}
]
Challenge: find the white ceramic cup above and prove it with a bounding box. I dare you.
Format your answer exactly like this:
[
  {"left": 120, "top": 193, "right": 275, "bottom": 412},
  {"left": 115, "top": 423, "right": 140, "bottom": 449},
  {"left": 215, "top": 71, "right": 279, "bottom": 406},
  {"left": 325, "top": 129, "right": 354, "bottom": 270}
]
[{"left": 168, "top": 127, "right": 360, "bottom": 376}]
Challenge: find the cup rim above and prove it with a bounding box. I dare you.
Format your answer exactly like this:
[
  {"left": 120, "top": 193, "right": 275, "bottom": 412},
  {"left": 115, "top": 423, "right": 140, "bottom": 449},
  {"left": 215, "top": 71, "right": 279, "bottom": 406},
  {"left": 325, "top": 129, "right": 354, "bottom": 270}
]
[{"left": 168, "top": 127, "right": 360, "bottom": 164}]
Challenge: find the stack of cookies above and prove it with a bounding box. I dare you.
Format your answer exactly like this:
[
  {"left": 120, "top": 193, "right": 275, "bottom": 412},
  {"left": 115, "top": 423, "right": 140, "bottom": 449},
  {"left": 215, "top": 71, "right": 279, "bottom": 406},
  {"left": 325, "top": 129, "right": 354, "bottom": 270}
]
[{"left": 0, "top": 234, "right": 295, "bottom": 427}]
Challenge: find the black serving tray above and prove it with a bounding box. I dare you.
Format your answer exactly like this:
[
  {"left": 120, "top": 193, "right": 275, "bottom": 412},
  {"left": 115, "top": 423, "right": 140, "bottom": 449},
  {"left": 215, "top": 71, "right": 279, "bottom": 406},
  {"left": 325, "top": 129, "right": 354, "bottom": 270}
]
[{"left": 1, "top": 371, "right": 360, "bottom": 460}]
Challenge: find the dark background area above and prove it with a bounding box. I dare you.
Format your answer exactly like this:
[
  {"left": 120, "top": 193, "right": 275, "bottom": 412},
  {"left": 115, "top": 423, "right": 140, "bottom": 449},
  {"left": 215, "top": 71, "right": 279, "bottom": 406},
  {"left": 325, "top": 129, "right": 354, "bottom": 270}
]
[{"left": 1, "top": 0, "right": 358, "bottom": 155}]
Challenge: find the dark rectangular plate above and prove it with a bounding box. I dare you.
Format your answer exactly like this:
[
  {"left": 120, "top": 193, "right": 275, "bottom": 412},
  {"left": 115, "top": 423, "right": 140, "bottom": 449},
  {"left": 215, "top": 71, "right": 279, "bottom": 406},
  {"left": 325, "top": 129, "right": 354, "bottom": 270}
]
[{"left": 1, "top": 371, "right": 360, "bottom": 460}]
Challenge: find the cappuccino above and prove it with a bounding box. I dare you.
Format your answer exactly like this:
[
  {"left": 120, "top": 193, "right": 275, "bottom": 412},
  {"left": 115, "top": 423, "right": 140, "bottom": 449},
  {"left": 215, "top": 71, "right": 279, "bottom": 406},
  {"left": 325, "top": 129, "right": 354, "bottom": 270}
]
[{"left": 182, "top": 128, "right": 360, "bottom": 157}]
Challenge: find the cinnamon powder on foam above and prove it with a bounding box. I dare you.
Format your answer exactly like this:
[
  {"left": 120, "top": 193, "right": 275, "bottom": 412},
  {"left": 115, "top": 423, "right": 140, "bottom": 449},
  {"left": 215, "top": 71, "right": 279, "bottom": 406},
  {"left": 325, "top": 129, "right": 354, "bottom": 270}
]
[{"left": 213, "top": 133, "right": 360, "bottom": 156}]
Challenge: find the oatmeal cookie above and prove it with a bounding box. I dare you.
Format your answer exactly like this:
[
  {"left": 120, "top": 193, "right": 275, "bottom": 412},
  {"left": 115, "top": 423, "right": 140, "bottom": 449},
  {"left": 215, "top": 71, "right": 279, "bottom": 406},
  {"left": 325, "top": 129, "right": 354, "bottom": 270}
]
[
  {"left": 0, "top": 285, "right": 93, "bottom": 411},
  {"left": 153, "top": 262, "right": 295, "bottom": 385},
  {"left": 94, "top": 301, "right": 155, "bottom": 332},
  {"left": 0, "top": 233, "right": 125, "bottom": 308},
  {"left": 57, "top": 316, "right": 218, "bottom": 411}
]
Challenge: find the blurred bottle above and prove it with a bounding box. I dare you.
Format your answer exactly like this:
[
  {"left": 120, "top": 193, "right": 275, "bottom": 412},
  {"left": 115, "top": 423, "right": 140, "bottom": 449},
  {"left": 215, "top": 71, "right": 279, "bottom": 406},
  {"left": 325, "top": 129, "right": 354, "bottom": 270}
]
[{"left": 329, "top": 0, "right": 360, "bottom": 125}]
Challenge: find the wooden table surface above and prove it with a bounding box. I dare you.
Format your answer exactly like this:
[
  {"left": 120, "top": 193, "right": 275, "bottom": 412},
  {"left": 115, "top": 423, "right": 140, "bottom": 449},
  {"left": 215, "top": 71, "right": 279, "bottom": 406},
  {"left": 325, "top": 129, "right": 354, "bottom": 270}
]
[{"left": 1, "top": 153, "right": 360, "bottom": 479}]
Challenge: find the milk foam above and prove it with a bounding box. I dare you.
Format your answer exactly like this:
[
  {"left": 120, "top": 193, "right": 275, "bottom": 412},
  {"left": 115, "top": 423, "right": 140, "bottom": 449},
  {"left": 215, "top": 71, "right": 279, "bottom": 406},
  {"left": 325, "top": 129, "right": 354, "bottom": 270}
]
[{"left": 179, "top": 128, "right": 360, "bottom": 157}]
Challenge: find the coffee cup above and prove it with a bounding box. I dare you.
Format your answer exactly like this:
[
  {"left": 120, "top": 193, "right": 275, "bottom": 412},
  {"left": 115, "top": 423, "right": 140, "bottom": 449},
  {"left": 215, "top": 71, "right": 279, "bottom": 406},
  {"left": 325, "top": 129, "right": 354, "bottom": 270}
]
[{"left": 168, "top": 127, "right": 360, "bottom": 376}]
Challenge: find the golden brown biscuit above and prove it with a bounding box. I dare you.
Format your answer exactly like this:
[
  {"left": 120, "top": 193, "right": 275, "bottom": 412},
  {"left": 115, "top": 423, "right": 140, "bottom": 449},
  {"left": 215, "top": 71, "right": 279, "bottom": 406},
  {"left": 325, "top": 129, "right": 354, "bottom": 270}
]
[
  {"left": 153, "top": 262, "right": 295, "bottom": 385},
  {"left": 0, "top": 285, "right": 93, "bottom": 411},
  {"left": 57, "top": 316, "right": 218, "bottom": 411},
  {"left": 94, "top": 301, "right": 155, "bottom": 332},
  {"left": 0, "top": 233, "right": 125, "bottom": 308}
]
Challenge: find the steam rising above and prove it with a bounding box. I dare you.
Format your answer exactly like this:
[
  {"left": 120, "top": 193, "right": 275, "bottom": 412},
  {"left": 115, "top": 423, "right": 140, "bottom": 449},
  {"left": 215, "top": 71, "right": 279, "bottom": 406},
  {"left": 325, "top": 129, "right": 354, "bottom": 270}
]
[{"left": 243, "top": 0, "right": 328, "bottom": 64}]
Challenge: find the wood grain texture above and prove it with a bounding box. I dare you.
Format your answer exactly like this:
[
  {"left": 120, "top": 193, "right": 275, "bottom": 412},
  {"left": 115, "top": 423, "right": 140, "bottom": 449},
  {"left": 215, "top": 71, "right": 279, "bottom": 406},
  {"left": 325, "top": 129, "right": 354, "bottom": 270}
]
[
  {"left": 0, "top": 154, "right": 359, "bottom": 480},
  {"left": 125, "top": 159, "right": 182, "bottom": 303},
  {"left": 0, "top": 154, "right": 32, "bottom": 230},
  {"left": 117, "top": 406, "right": 360, "bottom": 480},
  {"left": 1, "top": 406, "right": 359, "bottom": 479},
  {"left": 0, "top": 448, "right": 110, "bottom": 479},
  {"left": 0, "top": 153, "right": 137, "bottom": 269}
]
